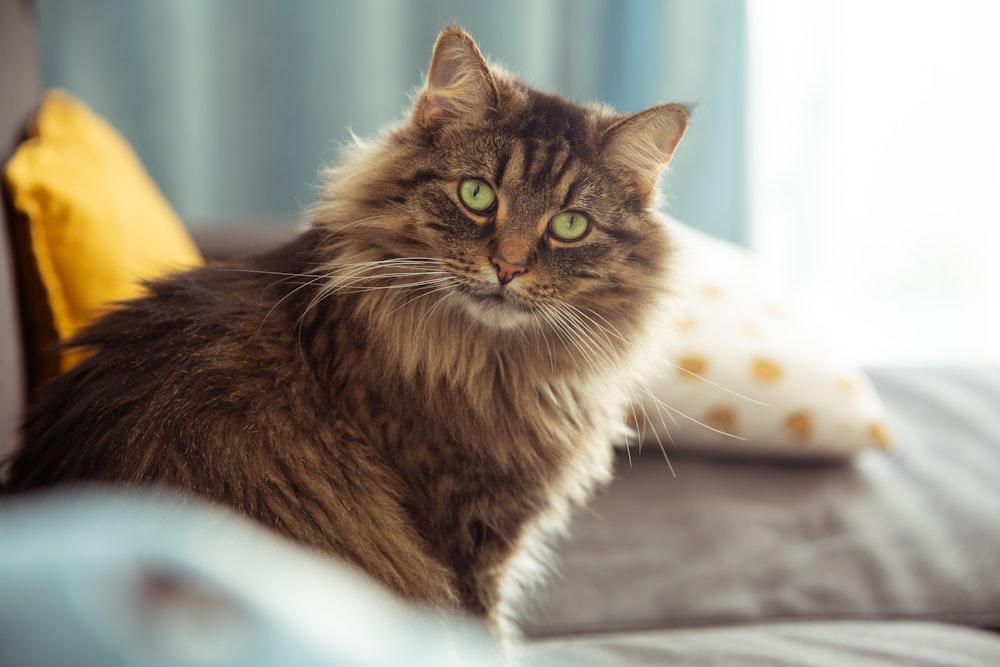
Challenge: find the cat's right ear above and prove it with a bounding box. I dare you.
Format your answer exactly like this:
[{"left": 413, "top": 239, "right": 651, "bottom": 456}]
[{"left": 417, "top": 28, "right": 499, "bottom": 131}]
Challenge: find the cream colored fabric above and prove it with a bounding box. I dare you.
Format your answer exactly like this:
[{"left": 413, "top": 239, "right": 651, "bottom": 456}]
[{"left": 632, "top": 220, "right": 892, "bottom": 459}]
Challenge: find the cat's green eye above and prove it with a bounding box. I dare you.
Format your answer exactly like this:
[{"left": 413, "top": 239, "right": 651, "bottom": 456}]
[
  {"left": 548, "top": 211, "right": 591, "bottom": 242},
  {"left": 459, "top": 179, "right": 497, "bottom": 213}
]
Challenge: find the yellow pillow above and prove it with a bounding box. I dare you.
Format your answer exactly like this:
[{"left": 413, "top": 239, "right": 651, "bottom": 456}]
[{"left": 4, "top": 90, "right": 203, "bottom": 373}]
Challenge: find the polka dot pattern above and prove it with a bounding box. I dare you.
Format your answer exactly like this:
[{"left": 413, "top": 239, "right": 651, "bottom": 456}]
[
  {"left": 629, "top": 219, "right": 895, "bottom": 460},
  {"left": 784, "top": 411, "right": 814, "bottom": 442},
  {"left": 677, "top": 354, "right": 708, "bottom": 379},
  {"left": 752, "top": 358, "right": 784, "bottom": 383},
  {"left": 705, "top": 406, "right": 739, "bottom": 436}
]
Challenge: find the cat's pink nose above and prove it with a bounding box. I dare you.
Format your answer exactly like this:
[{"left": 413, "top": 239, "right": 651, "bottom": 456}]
[{"left": 491, "top": 255, "right": 527, "bottom": 285}]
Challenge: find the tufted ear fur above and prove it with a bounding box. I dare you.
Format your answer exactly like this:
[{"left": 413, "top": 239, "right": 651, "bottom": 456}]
[
  {"left": 601, "top": 103, "right": 689, "bottom": 197},
  {"left": 417, "top": 28, "right": 499, "bottom": 130}
]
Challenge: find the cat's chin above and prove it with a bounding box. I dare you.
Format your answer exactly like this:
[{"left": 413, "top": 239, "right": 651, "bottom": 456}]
[{"left": 457, "top": 290, "right": 536, "bottom": 330}]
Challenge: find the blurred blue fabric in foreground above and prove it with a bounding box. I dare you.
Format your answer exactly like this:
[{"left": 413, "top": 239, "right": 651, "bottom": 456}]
[
  {"left": 0, "top": 489, "right": 519, "bottom": 667},
  {"left": 35, "top": 0, "right": 746, "bottom": 243}
]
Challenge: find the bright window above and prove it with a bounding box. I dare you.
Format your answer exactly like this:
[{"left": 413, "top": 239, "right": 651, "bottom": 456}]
[{"left": 748, "top": 0, "right": 1000, "bottom": 363}]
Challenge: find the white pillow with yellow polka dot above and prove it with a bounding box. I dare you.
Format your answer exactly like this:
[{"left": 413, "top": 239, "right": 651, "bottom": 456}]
[{"left": 628, "top": 219, "right": 893, "bottom": 460}]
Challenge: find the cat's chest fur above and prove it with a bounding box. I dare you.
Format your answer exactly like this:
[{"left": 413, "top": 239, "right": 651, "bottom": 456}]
[{"left": 301, "top": 275, "right": 619, "bottom": 616}]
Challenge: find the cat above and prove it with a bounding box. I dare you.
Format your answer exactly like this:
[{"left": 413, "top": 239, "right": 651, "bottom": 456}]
[{"left": 2, "top": 27, "right": 687, "bottom": 636}]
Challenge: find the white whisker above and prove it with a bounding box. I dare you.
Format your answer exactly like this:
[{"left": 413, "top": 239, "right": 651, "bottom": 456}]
[
  {"left": 630, "top": 389, "right": 676, "bottom": 476},
  {"left": 669, "top": 362, "right": 770, "bottom": 407},
  {"left": 415, "top": 289, "right": 460, "bottom": 335},
  {"left": 539, "top": 300, "right": 688, "bottom": 474},
  {"left": 638, "top": 385, "right": 746, "bottom": 441},
  {"left": 583, "top": 307, "right": 629, "bottom": 343},
  {"left": 258, "top": 273, "right": 332, "bottom": 337},
  {"left": 289, "top": 256, "right": 453, "bottom": 330},
  {"left": 537, "top": 305, "right": 587, "bottom": 378},
  {"left": 532, "top": 316, "right": 556, "bottom": 373},
  {"left": 396, "top": 279, "right": 460, "bottom": 321}
]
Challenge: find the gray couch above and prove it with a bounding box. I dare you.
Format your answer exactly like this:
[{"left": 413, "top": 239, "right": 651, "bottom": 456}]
[{"left": 4, "top": 2, "right": 1000, "bottom": 664}]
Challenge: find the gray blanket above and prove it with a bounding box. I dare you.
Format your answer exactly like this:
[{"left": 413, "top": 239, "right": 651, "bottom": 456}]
[{"left": 523, "top": 366, "right": 1000, "bottom": 663}]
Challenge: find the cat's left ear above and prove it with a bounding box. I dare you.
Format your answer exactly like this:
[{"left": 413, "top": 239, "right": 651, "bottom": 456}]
[
  {"left": 417, "top": 28, "right": 499, "bottom": 131},
  {"left": 601, "top": 103, "right": 689, "bottom": 197}
]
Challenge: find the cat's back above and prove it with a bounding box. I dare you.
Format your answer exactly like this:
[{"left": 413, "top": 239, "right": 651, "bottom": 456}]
[
  {"left": 6, "top": 232, "right": 462, "bottom": 604},
  {"left": 8, "top": 232, "right": 331, "bottom": 490}
]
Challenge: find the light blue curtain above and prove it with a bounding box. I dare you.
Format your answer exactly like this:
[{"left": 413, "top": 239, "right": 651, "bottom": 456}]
[{"left": 36, "top": 0, "right": 746, "bottom": 243}]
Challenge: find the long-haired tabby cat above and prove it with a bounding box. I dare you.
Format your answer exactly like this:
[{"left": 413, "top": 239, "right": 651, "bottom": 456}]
[{"left": 3, "top": 28, "right": 687, "bottom": 635}]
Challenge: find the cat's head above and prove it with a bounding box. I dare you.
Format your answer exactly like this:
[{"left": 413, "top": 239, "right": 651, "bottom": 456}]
[{"left": 312, "top": 28, "right": 686, "bottom": 354}]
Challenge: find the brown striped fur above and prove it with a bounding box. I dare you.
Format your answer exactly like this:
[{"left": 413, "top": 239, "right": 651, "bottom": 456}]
[{"left": 3, "top": 28, "right": 687, "bottom": 635}]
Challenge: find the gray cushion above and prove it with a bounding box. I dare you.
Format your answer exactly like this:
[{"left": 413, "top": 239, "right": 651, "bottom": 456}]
[
  {"left": 524, "top": 367, "right": 1000, "bottom": 637},
  {"left": 529, "top": 620, "right": 1000, "bottom": 667}
]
